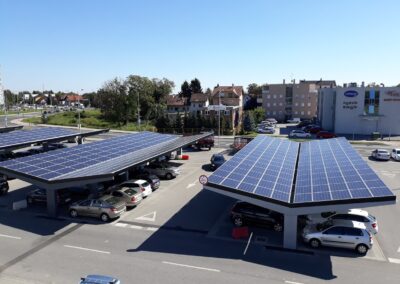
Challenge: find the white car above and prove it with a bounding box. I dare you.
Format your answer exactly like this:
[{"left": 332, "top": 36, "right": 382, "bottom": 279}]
[
  {"left": 120, "top": 179, "right": 152, "bottom": 197},
  {"left": 287, "top": 118, "right": 301, "bottom": 123},
  {"left": 289, "top": 130, "right": 311, "bottom": 138},
  {"left": 391, "top": 149, "right": 400, "bottom": 161},
  {"left": 371, "top": 149, "right": 390, "bottom": 161},
  {"left": 306, "top": 209, "right": 378, "bottom": 234},
  {"left": 257, "top": 127, "right": 275, "bottom": 134}
]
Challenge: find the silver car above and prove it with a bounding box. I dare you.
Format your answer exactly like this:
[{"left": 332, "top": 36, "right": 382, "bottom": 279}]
[
  {"left": 302, "top": 220, "right": 372, "bottom": 254},
  {"left": 145, "top": 163, "right": 180, "bottom": 179},
  {"left": 371, "top": 149, "right": 390, "bottom": 161},
  {"left": 69, "top": 196, "right": 126, "bottom": 222},
  {"left": 110, "top": 186, "right": 143, "bottom": 208}
]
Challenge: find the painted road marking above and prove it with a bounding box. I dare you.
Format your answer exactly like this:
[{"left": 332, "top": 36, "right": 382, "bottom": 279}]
[
  {"left": 243, "top": 232, "right": 253, "bottom": 255},
  {"left": 388, "top": 258, "right": 400, "bottom": 264},
  {"left": 0, "top": 234, "right": 21, "bottom": 240},
  {"left": 135, "top": 211, "right": 157, "bottom": 222},
  {"left": 285, "top": 281, "right": 304, "bottom": 284},
  {"left": 187, "top": 182, "right": 197, "bottom": 189},
  {"left": 130, "top": 225, "right": 144, "bottom": 230},
  {"left": 114, "top": 223, "right": 128, "bottom": 228},
  {"left": 397, "top": 246, "right": 400, "bottom": 253},
  {"left": 64, "top": 245, "right": 110, "bottom": 254},
  {"left": 162, "top": 261, "right": 220, "bottom": 272}
]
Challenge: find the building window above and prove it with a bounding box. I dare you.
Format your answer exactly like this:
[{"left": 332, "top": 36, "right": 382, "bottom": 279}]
[
  {"left": 294, "top": 111, "right": 298, "bottom": 115},
  {"left": 364, "top": 89, "right": 380, "bottom": 115},
  {"left": 301, "top": 95, "right": 305, "bottom": 98},
  {"left": 307, "top": 111, "right": 311, "bottom": 115},
  {"left": 278, "top": 111, "right": 282, "bottom": 114},
  {"left": 273, "top": 111, "right": 276, "bottom": 115},
  {"left": 301, "top": 111, "right": 304, "bottom": 115},
  {"left": 199, "top": 103, "right": 202, "bottom": 107},
  {"left": 224, "top": 110, "right": 230, "bottom": 115},
  {"left": 267, "top": 95, "right": 271, "bottom": 99},
  {"left": 205, "top": 110, "right": 209, "bottom": 115},
  {"left": 273, "top": 95, "right": 277, "bottom": 99},
  {"left": 307, "top": 103, "right": 311, "bottom": 107},
  {"left": 301, "top": 103, "right": 304, "bottom": 107},
  {"left": 266, "top": 111, "right": 270, "bottom": 115},
  {"left": 279, "top": 102, "right": 283, "bottom": 106},
  {"left": 279, "top": 94, "right": 283, "bottom": 98},
  {"left": 295, "top": 103, "right": 298, "bottom": 106},
  {"left": 267, "top": 103, "right": 270, "bottom": 107},
  {"left": 273, "top": 103, "right": 276, "bottom": 106}
]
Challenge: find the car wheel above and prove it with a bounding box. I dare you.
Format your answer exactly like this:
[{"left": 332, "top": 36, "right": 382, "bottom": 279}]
[
  {"left": 27, "top": 197, "right": 33, "bottom": 204},
  {"left": 165, "top": 173, "right": 173, "bottom": 180},
  {"left": 233, "top": 216, "right": 243, "bottom": 227},
  {"left": 100, "top": 213, "right": 110, "bottom": 222},
  {"left": 69, "top": 209, "right": 78, "bottom": 218},
  {"left": 273, "top": 223, "right": 283, "bottom": 232},
  {"left": 356, "top": 244, "right": 368, "bottom": 255},
  {"left": 309, "top": 238, "right": 321, "bottom": 248}
]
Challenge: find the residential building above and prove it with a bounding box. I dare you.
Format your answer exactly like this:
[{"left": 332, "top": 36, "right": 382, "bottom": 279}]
[
  {"left": 189, "top": 93, "right": 209, "bottom": 115},
  {"left": 262, "top": 79, "right": 336, "bottom": 121},
  {"left": 318, "top": 83, "right": 400, "bottom": 135},
  {"left": 166, "top": 95, "right": 188, "bottom": 117},
  {"left": 60, "top": 93, "right": 84, "bottom": 106},
  {"left": 204, "top": 85, "right": 244, "bottom": 132}
]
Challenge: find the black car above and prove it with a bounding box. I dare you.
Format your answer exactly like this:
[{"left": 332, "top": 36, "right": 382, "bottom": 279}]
[
  {"left": 296, "top": 120, "right": 312, "bottom": 128},
  {"left": 230, "top": 202, "right": 284, "bottom": 232},
  {"left": 26, "top": 188, "right": 72, "bottom": 205},
  {"left": 0, "top": 176, "right": 9, "bottom": 195},
  {"left": 133, "top": 172, "right": 160, "bottom": 190},
  {"left": 210, "top": 154, "right": 226, "bottom": 170}
]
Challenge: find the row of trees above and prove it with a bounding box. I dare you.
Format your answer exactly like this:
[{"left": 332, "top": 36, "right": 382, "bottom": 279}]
[{"left": 242, "top": 107, "right": 266, "bottom": 132}]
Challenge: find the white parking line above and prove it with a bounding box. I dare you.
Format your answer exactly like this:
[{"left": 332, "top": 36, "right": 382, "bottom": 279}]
[
  {"left": 64, "top": 245, "right": 110, "bottom": 254},
  {"left": 285, "top": 281, "right": 304, "bottom": 284},
  {"left": 0, "top": 234, "right": 21, "bottom": 240},
  {"left": 243, "top": 232, "right": 253, "bottom": 255},
  {"left": 130, "top": 225, "right": 144, "bottom": 230},
  {"left": 114, "top": 223, "right": 128, "bottom": 228},
  {"left": 388, "top": 258, "right": 400, "bottom": 264},
  {"left": 397, "top": 246, "right": 400, "bottom": 253},
  {"left": 162, "top": 261, "right": 220, "bottom": 272}
]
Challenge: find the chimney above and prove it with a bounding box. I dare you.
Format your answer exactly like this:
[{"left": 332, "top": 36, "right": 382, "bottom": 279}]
[
  {"left": 283, "top": 79, "right": 285, "bottom": 85},
  {"left": 232, "top": 83, "right": 234, "bottom": 87},
  {"left": 361, "top": 81, "right": 365, "bottom": 87}
]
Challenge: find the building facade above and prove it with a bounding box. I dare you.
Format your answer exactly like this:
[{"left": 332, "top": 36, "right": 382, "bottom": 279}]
[
  {"left": 318, "top": 85, "right": 400, "bottom": 135},
  {"left": 262, "top": 79, "right": 335, "bottom": 121},
  {"left": 166, "top": 96, "right": 188, "bottom": 117},
  {"left": 189, "top": 93, "right": 209, "bottom": 114}
]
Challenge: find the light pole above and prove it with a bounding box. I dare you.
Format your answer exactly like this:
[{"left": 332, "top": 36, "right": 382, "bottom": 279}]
[
  {"left": 218, "top": 91, "right": 221, "bottom": 147},
  {"left": 137, "top": 90, "right": 140, "bottom": 129}
]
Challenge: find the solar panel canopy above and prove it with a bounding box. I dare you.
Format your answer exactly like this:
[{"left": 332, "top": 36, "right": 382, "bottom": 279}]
[
  {"left": 0, "top": 127, "right": 79, "bottom": 150},
  {"left": 207, "top": 136, "right": 395, "bottom": 207},
  {"left": 0, "top": 131, "right": 211, "bottom": 183}
]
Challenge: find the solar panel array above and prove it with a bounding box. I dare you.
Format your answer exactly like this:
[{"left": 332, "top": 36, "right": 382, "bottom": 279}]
[
  {"left": 208, "top": 136, "right": 299, "bottom": 203},
  {"left": 0, "top": 131, "right": 178, "bottom": 181},
  {"left": 0, "top": 127, "right": 78, "bottom": 149},
  {"left": 294, "top": 137, "right": 393, "bottom": 203}
]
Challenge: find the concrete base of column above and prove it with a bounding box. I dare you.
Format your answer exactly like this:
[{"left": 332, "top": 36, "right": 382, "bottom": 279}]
[
  {"left": 283, "top": 214, "right": 298, "bottom": 249},
  {"left": 46, "top": 189, "right": 58, "bottom": 217}
]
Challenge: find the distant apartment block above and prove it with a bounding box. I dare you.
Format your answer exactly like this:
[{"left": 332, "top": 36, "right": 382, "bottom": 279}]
[{"left": 262, "top": 79, "right": 336, "bottom": 121}]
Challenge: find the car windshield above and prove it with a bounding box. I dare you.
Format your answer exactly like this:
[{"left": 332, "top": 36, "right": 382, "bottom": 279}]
[
  {"left": 103, "top": 196, "right": 120, "bottom": 205},
  {"left": 378, "top": 150, "right": 388, "bottom": 154},
  {"left": 396, "top": 150, "right": 400, "bottom": 154},
  {"left": 122, "top": 188, "right": 136, "bottom": 195},
  {"left": 141, "top": 182, "right": 150, "bottom": 187},
  {"left": 213, "top": 156, "right": 224, "bottom": 161}
]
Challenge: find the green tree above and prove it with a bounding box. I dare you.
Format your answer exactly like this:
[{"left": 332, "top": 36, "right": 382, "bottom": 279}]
[
  {"left": 97, "top": 78, "right": 128, "bottom": 125},
  {"left": 243, "top": 111, "right": 256, "bottom": 131},
  {"left": 252, "top": 107, "right": 265, "bottom": 124},
  {"left": 247, "top": 83, "right": 262, "bottom": 96},
  {"left": 174, "top": 113, "right": 183, "bottom": 131},
  {"left": 190, "top": 78, "right": 202, "bottom": 93},
  {"left": 180, "top": 81, "right": 191, "bottom": 99}
]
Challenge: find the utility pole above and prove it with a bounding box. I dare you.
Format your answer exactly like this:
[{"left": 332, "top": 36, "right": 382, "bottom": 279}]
[
  {"left": 218, "top": 90, "right": 221, "bottom": 147},
  {"left": 137, "top": 90, "right": 140, "bottom": 129}
]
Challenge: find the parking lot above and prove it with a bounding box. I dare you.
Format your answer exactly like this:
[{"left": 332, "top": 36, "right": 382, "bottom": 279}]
[{"left": 0, "top": 137, "right": 400, "bottom": 283}]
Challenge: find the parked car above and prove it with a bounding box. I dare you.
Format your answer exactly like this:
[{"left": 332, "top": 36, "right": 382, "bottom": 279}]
[
  {"left": 193, "top": 136, "right": 214, "bottom": 150},
  {"left": 26, "top": 188, "right": 72, "bottom": 205},
  {"left": 306, "top": 209, "right": 378, "bottom": 234},
  {"left": 316, "top": 131, "right": 336, "bottom": 139},
  {"left": 265, "top": 118, "right": 278, "bottom": 124},
  {"left": 210, "top": 153, "right": 226, "bottom": 170},
  {"left": 120, "top": 179, "right": 152, "bottom": 197},
  {"left": 230, "top": 202, "right": 284, "bottom": 232},
  {"left": 80, "top": 275, "right": 120, "bottom": 284},
  {"left": 301, "top": 124, "right": 319, "bottom": 132},
  {"left": 257, "top": 126, "right": 275, "bottom": 134},
  {"left": 302, "top": 220, "right": 373, "bottom": 254},
  {"left": 287, "top": 117, "right": 301, "bottom": 123},
  {"left": 69, "top": 196, "right": 126, "bottom": 222},
  {"left": 296, "top": 120, "right": 313, "bottom": 128},
  {"left": 145, "top": 162, "right": 180, "bottom": 179},
  {"left": 371, "top": 149, "right": 390, "bottom": 161},
  {"left": 307, "top": 126, "right": 324, "bottom": 134},
  {"left": 289, "top": 130, "right": 311, "bottom": 138},
  {"left": 0, "top": 176, "right": 9, "bottom": 195},
  {"left": 133, "top": 171, "right": 160, "bottom": 190},
  {"left": 109, "top": 186, "right": 143, "bottom": 208},
  {"left": 391, "top": 148, "right": 400, "bottom": 161}
]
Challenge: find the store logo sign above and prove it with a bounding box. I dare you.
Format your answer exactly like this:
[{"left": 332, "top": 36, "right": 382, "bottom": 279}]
[{"left": 344, "top": 90, "right": 358, "bottom": 97}]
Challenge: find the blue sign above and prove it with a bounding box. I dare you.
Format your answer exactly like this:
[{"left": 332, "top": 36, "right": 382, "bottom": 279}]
[{"left": 344, "top": 90, "right": 358, "bottom": 97}]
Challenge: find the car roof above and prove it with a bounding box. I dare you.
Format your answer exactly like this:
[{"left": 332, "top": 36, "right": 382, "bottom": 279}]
[
  {"left": 346, "top": 208, "right": 368, "bottom": 217},
  {"left": 376, "top": 148, "right": 389, "bottom": 151},
  {"left": 330, "top": 219, "right": 367, "bottom": 229},
  {"left": 81, "top": 274, "right": 119, "bottom": 284},
  {"left": 132, "top": 179, "right": 147, "bottom": 184}
]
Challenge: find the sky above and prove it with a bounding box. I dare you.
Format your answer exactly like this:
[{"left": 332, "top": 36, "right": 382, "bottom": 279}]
[{"left": 1, "top": 0, "right": 400, "bottom": 93}]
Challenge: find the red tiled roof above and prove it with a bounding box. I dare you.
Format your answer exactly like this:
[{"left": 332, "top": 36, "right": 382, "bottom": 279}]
[
  {"left": 166, "top": 95, "right": 187, "bottom": 106},
  {"left": 190, "top": 93, "right": 209, "bottom": 102},
  {"left": 212, "top": 86, "right": 244, "bottom": 98}
]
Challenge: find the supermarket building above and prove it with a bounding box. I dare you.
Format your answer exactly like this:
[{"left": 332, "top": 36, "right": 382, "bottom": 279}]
[{"left": 318, "top": 85, "right": 400, "bottom": 136}]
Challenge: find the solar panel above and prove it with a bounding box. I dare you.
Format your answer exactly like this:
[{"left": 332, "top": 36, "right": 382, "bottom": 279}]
[
  {"left": 0, "top": 131, "right": 211, "bottom": 182},
  {"left": 294, "top": 137, "right": 394, "bottom": 204},
  {"left": 208, "top": 135, "right": 299, "bottom": 203},
  {"left": 0, "top": 127, "right": 79, "bottom": 150}
]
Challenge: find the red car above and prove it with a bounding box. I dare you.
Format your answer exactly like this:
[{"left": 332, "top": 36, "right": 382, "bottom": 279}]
[
  {"left": 316, "top": 131, "right": 336, "bottom": 139},
  {"left": 307, "top": 126, "right": 324, "bottom": 134}
]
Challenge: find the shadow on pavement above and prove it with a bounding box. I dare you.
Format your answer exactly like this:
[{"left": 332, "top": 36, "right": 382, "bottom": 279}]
[{"left": 127, "top": 189, "right": 337, "bottom": 280}]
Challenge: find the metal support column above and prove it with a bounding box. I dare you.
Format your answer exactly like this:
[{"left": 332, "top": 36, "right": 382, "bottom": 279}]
[
  {"left": 46, "top": 189, "right": 58, "bottom": 217},
  {"left": 283, "top": 214, "right": 298, "bottom": 249},
  {"left": 177, "top": 148, "right": 183, "bottom": 156}
]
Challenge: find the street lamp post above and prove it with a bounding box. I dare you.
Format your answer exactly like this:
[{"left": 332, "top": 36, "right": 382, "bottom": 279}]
[{"left": 218, "top": 92, "right": 221, "bottom": 147}]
